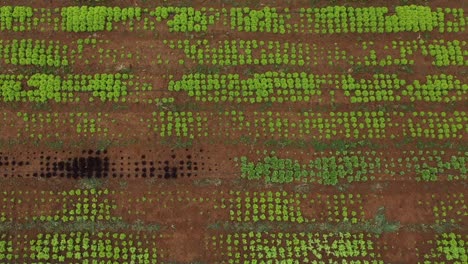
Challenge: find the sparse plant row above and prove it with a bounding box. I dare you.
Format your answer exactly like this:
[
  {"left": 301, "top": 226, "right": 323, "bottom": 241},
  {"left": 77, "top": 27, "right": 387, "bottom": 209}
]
[
  {"left": 11, "top": 112, "right": 113, "bottom": 139},
  {"left": 227, "top": 190, "right": 307, "bottom": 223},
  {"left": 361, "top": 39, "right": 467, "bottom": 67},
  {"left": 419, "top": 233, "right": 467, "bottom": 263},
  {"left": 169, "top": 72, "right": 467, "bottom": 103},
  {"left": 1, "top": 187, "right": 463, "bottom": 229},
  {"left": 2, "top": 37, "right": 464, "bottom": 73},
  {"left": 168, "top": 39, "right": 325, "bottom": 67},
  {"left": 1, "top": 37, "right": 465, "bottom": 74},
  {"left": 0, "top": 188, "right": 378, "bottom": 233},
  {"left": 0, "top": 187, "right": 464, "bottom": 263},
  {"left": 0, "top": 188, "right": 119, "bottom": 223},
  {"left": 0, "top": 38, "right": 100, "bottom": 67},
  {"left": 227, "top": 190, "right": 367, "bottom": 224},
  {"left": 0, "top": 187, "right": 246, "bottom": 225},
  {"left": 418, "top": 193, "right": 467, "bottom": 225},
  {"left": 208, "top": 232, "right": 384, "bottom": 263},
  {"left": 0, "top": 37, "right": 173, "bottom": 76},
  {"left": 167, "top": 38, "right": 467, "bottom": 67},
  {"left": 0, "top": 38, "right": 143, "bottom": 68},
  {"left": 344, "top": 73, "right": 466, "bottom": 103},
  {"left": 0, "top": 188, "right": 148, "bottom": 223},
  {"left": 2, "top": 110, "right": 466, "bottom": 141},
  {"left": 236, "top": 150, "right": 467, "bottom": 185},
  {"left": 0, "top": 232, "right": 158, "bottom": 263},
  {"left": 145, "top": 111, "right": 467, "bottom": 141},
  {"left": 0, "top": 188, "right": 228, "bottom": 224},
  {"left": 120, "top": 189, "right": 226, "bottom": 218},
  {"left": 1, "top": 5, "right": 465, "bottom": 34},
  {"left": 150, "top": 111, "right": 209, "bottom": 138}
]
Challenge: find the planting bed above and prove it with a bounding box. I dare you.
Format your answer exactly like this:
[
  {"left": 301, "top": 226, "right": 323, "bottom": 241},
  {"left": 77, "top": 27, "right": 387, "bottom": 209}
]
[{"left": 0, "top": 0, "right": 467, "bottom": 263}]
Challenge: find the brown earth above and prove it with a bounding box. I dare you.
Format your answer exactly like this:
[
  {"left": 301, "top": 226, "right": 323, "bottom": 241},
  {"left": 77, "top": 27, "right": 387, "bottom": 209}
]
[{"left": 0, "top": 0, "right": 467, "bottom": 263}]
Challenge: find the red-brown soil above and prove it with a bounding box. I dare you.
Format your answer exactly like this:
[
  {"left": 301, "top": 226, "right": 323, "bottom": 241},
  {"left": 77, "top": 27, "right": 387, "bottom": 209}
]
[{"left": 0, "top": 0, "right": 466, "bottom": 263}]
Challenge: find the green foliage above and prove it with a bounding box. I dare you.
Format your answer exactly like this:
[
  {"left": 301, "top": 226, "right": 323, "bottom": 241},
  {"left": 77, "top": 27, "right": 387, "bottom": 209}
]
[
  {"left": 169, "top": 72, "right": 321, "bottom": 103},
  {"left": 0, "top": 235, "right": 14, "bottom": 261},
  {"left": 211, "top": 232, "right": 384, "bottom": 263},
  {"left": 0, "top": 6, "right": 33, "bottom": 31},
  {"left": 61, "top": 6, "right": 142, "bottom": 32},
  {"left": 300, "top": 5, "right": 465, "bottom": 34},
  {"left": 0, "top": 39, "right": 67, "bottom": 67},
  {"left": 427, "top": 40, "right": 467, "bottom": 66},
  {"left": 29, "top": 232, "right": 157, "bottom": 263},
  {"left": 230, "top": 7, "right": 289, "bottom": 33},
  {"left": 31, "top": 188, "right": 119, "bottom": 223},
  {"left": 1, "top": 5, "right": 465, "bottom": 34},
  {"left": 431, "top": 193, "right": 466, "bottom": 224},
  {"left": 0, "top": 73, "right": 129, "bottom": 102},
  {"left": 151, "top": 111, "right": 207, "bottom": 138},
  {"left": 229, "top": 190, "right": 306, "bottom": 223},
  {"left": 424, "top": 233, "right": 467, "bottom": 263},
  {"left": 238, "top": 150, "right": 467, "bottom": 185},
  {"left": 151, "top": 7, "right": 219, "bottom": 32}
]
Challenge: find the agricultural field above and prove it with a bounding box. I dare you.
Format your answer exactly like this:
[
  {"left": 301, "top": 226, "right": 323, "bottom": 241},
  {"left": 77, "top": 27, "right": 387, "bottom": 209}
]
[{"left": 0, "top": 0, "right": 467, "bottom": 263}]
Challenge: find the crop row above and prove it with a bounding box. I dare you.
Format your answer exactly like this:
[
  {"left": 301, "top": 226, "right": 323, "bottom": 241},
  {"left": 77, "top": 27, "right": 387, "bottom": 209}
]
[
  {"left": 147, "top": 111, "right": 467, "bottom": 140},
  {"left": 2, "top": 37, "right": 465, "bottom": 71},
  {"left": 2, "top": 188, "right": 464, "bottom": 226},
  {"left": 0, "top": 73, "right": 173, "bottom": 104},
  {"left": 32, "top": 189, "right": 119, "bottom": 223},
  {"left": 0, "top": 188, "right": 226, "bottom": 223},
  {"left": 232, "top": 6, "right": 466, "bottom": 34},
  {"left": 0, "top": 38, "right": 137, "bottom": 67},
  {"left": 0, "top": 232, "right": 157, "bottom": 263},
  {"left": 61, "top": 6, "right": 142, "bottom": 32},
  {"left": 0, "top": 186, "right": 464, "bottom": 262},
  {"left": 228, "top": 190, "right": 307, "bottom": 223},
  {"left": 169, "top": 39, "right": 467, "bottom": 67},
  {"left": 0, "top": 231, "right": 464, "bottom": 263},
  {"left": 418, "top": 193, "right": 467, "bottom": 225},
  {"left": 1, "top": 38, "right": 465, "bottom": 71},
  {"left": 209, "top": 232, "right": 384, "bottom": 263},
  {"left": 420, "top": 233, "right": 467, "bottom": 263},
  {"left": 227, "top": 191, "right": 366, "bottom": 224},
  {"left": 1, "top": 71, "right": 465, "bottom": 104},
  {"left": 169, "top": 39, "right": 328, "bottom": 67},
  {"left": 1, "top": 6, "right": 465, "bottom": 34},
  {"left": 0, "top": 188, "right": 119, "bottom": 222},
  {"left": 1, "top": 110, "right": 465, "bottom": 140},
  {"left": 150, "top": 6, "right": 220, "bottom": 32},
  {"left": 0, "top": 73, "right": 128, "bottom": 102},
  {"left": 169, "top": 72, "right": 467, "bottom": 103},
  {"left": 0, "top": 39, "right": 68, "bottom": 67},
  {"left": 207, "top": 231, "right": 467, "bottom": 264},
  {"left": 364, "top": 39, "right": 466, "bottom": 67},
  {"left": 237, "top": 150, "right": 467, "bottom": 185},
  {"left": 0, "top": 6, "right": 33, "bottom": 31}
]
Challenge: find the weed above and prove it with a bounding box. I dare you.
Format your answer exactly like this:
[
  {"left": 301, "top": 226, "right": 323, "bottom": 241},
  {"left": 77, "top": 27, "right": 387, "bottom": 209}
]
[
  {"left": 46, "top": 140, "right": 64, "bottom": 149},
  {"left": 194, "top": 178, "right": 222, "bottom": 187},
  {"left": 77, "top": 177, "right": 105, "bottom": 190},
  {"left": 96, "top": 139, "right": 113, "bottom": 151}
]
